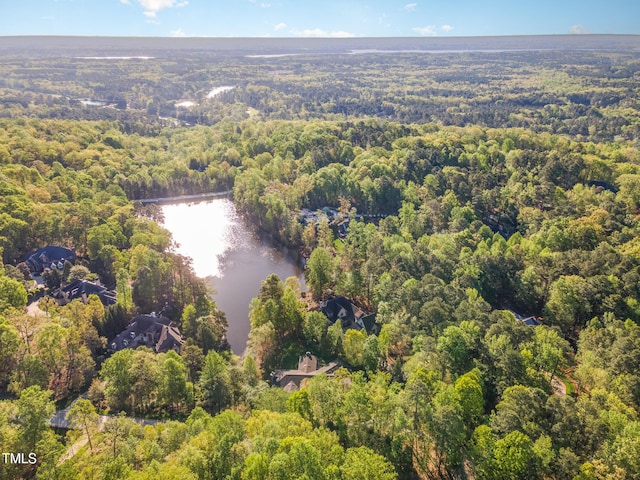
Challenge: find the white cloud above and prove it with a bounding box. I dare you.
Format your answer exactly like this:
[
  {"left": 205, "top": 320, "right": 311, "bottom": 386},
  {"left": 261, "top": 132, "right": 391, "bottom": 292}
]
[
  {"left": 569, "top": 24, "right": 590, "bottom": 34},
  {"left": 441, "top": 24, "right": 453, "bottom": 33},
  {"left": 260, "top": 2, "right": 271, "bottom": 7},
  {"left": 274, "top": 22, "right": 286, "bottom": 31},
  {"left": 170, "top": 28, "right": 186, "bottom": 37},
  {"left": 413, "top": 25, "right": 437, "bottom": 36},
  {"left": 130, "top": 0, "right": 188, "bottom": 18},
  {"left": 295, "top": 28, "right": 355, "bottom": 38},
  {"left": 404, "top": 3, "right": 417, "bottom": 11}
]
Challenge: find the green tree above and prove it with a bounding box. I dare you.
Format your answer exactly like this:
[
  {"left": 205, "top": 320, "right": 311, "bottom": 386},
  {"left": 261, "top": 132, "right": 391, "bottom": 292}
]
[
  {"left": 160, "top": 350, "right": 192, "bottom": 413},
  {"left": 42, "top": 268, "right": 61, "bottom": 290},
  {"left": 454, "top": 369, "right": 484, "bottom": 430},
  {"left": 362, "top": 334, "right": 381, "bottom": 372},
  {"left": 303, "top": 311, "right": 327, "bottom": 347},
  {"left": 101, "top": 348, "right": 135, "bottom": 411},
  {"left": 103, "top": 413, "right": 135, "bottom": 459},
  {"left": 343, "top": 329, "right": 367, "bottom": 368},
  {"left": 0, "top": 275, "right": 27, "bottom": 311},
  {"left": 528, "top": 326, "right": 570, "bottom": 384},
  {"left": 0, "top": 317, "right": 20, "bottom": 386},
  {"left": 325, "top": 320, "right": 344, "bottom": 358},
  {"left": 493, "top": 431, "right": 537, "bottom": 480},
  {"left": 67, "top": 264, "right": 90, "bottom": 282},
  {"left": 197, "top": 350, "right": 231, "bottom": 415},
  {"left": 66, "top": 398, "right": 100, "bottom": 451},
  {"left": 16, "top": 385, "right": 55, "bottom": 451},
  {"left": 341, "top": 446, "right": 398, "bottom": 480},
  {"left": 306, "top": 247, "right": 334, "bottom": 300}
]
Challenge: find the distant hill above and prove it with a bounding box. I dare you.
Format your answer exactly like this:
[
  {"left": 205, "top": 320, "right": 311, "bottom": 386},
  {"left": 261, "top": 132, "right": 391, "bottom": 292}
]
[{"left": 1, "top": 34, "right": 639, "bottom": 57}]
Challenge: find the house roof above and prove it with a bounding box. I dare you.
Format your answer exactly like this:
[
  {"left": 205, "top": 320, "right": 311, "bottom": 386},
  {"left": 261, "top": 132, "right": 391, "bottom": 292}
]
[
  {"left": 155, "top": 325, "right": 184, "bottom": 353},
  {"left": 52, "top": 279, "right": 117, "bottom": 306},
  {"left": 508, "top": 310, "right": 542, "bottom": 326},
  {"left": 128, "top": 314, "right": 171, "bottom": 335},
  {"left": 320, "top": 296, "right": 378, "bottom": 334},
  {"left": 321, "top": 296, "right": 362, "bottom": 324},
  {"left": 298, "top": 352, "right": 318, "bottom": 373},
  {"left": 109, "top": 314, "right": 180, "bottom": 353},
  {"left": 273, "top": 354, "right": 341, "bottom": 391},
  {"left": 26, "top": 246, "right": 75, "bottom": 272},
  {"left": 361, "top": 313, "right": 379, "bottom": 335},
  {"left": 522, "top": 316, "right": 542, "bottom": 326}
]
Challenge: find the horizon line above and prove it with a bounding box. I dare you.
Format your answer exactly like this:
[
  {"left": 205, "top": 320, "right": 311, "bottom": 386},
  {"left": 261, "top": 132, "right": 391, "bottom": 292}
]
[{"left": 2, "top": 33, "right": 639, "bottom": 39}]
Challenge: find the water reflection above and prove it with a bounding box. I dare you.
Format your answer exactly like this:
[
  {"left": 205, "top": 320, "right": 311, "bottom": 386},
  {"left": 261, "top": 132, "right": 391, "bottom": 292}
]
[{"left": 162, "top": 199, "right": 304, "bottom": 353}]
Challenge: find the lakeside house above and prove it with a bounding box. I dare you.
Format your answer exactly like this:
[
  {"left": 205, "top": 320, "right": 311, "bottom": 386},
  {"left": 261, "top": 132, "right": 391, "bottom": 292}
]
[
  {"left": 25, "top": 245, "right": 75, "bottom": 274},
  {"left": 320, "top": 296, "right": 379, "bottom": 334},
  {"left": 273, "top": 353, "right": 341, "bottom": 392},
  {"left": 298, "top": 207, "right": 350, "bottom": 239},
  {"left": 51, "top": 279, "right": 117, "bottom": 307},
  {"left": 109, "top": 313, "right": 184, "bottom": 354}
]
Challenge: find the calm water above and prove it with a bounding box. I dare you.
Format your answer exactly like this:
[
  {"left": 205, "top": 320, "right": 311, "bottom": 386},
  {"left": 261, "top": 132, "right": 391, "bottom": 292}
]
[{"left": 162, "top": 198, "right": 304, "bottom": 353}]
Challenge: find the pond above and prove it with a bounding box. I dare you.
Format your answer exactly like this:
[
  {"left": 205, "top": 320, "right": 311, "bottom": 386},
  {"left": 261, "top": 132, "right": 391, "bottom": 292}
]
[{"left": 161, "top": 198, "right": 305, "bottom": 353}]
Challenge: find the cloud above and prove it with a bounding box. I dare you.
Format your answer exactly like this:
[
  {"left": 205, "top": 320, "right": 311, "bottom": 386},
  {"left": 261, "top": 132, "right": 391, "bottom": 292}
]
[
  {"left": 124, "top": 0, "right": 188, "bottom": 18},
  {"left": 260, "top": 2, "right": 271, "bottom": 7},
  {"left": 170, "top": 28, "right": 186, "bottom": 37},
  {"left": 294, "top": 28, "right": 355, "bottom": 38},
  {"left": 441, "top": 24, "right": 453, "bottom": 33},
  {"left": 404, "top": 3, "right": 417, "bottom": 11},
  {"left": 569, "top": 24, "right": 590, "bottom": 34},
  {"left": 413, "top": 25, "right": 437, "bottom": 36},
  {"left": 274, "top": 22, "right": 287, "bottom": 31}
]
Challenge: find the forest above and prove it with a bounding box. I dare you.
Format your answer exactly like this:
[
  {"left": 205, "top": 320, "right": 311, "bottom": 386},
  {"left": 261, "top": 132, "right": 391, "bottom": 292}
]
[{"left": 1, "top": 36, "right": 640, "bottom": 479}]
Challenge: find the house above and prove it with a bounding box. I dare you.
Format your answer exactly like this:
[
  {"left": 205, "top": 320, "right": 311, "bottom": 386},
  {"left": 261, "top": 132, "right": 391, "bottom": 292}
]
[
  {"left": 320, "top": 296, "right": 379, "bottom": 334},
  {"left": 273, "top": 353, "right": 341, "bottom": 392},
  {"left": 109, "top": 313, "right": 184, "bottom": 354},
  {"left": 51, "top": 279, "right": 117, "bottom": 306},
  {"left": 509, "top": 310, "right": 542, "bottom": 326},
  {"left": 298, "top": 208, "right": 351, "bottom": 239},
  {"left": 25, "top": 246, "right": 75, "bottom": 274}
]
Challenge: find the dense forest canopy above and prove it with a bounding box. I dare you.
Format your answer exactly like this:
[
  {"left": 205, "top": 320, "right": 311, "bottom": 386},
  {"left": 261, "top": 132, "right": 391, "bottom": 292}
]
[{"left": 1, "top": 36, "right": 640, "bottom": 479}]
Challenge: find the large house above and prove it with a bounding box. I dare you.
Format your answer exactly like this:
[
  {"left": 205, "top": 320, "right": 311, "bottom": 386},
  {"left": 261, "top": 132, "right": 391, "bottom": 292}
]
[
  {"left": 25, "top": 246, "right": 75, "bottom": 274},
  {"left": 51, "top": 279, "right": 117, "bottom": 307},
  {"left": 320, "top": 296, "right": 379, "bottom": 334},
  {"left": 273, "top": 353, "right": 341, "bottom": 392},
  {"left": 109, "top": 314, "right": 184, "bottom": 354}
]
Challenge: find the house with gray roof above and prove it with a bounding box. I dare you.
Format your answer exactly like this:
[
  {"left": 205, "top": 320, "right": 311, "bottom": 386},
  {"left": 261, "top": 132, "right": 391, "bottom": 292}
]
[
  {"left": 320, "top": 296, "right": 379, "bottom": 334},
  {"left": 273, "top": 353, "right": 341, "bottom": 392},
  {"left": 109, "top": 313, "right": 184, "bottom": 354},
  {"left": 52, "top": 279, "right": 117, "bottom": 306},
  {"left": 509, "top": 310, "right": 542, "bottom": 326},
  {"left": 25, "top": 245, "right": 75, "bottom": 274}
]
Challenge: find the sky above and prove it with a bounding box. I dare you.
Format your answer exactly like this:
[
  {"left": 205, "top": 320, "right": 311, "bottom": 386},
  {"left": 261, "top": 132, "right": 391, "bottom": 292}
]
[{"left": 0, "top": 0, "right": 638, "bottom": 38}]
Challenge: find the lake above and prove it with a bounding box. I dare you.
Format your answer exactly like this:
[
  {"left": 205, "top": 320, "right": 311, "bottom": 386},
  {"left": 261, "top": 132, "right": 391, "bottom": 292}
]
[{"left": 161, "top": 198, "right": 305, "bottom": 354}]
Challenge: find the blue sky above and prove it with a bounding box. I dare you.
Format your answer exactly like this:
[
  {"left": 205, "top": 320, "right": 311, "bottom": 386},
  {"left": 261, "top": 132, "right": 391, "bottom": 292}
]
[{"left": 0, "top": 0, "right": 638, "bottom": 37}]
